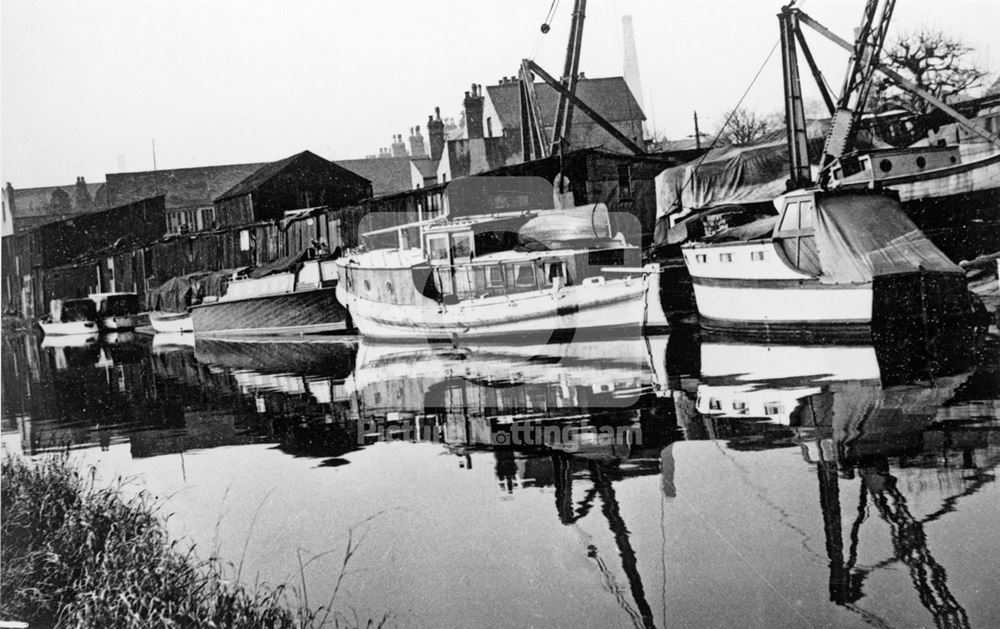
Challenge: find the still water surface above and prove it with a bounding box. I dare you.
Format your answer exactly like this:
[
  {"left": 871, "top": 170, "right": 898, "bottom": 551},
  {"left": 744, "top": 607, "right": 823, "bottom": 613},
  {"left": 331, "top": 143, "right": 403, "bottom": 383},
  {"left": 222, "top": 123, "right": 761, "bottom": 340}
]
[{"left": 2, "top": 328, "right": 998, "bottom": 628}]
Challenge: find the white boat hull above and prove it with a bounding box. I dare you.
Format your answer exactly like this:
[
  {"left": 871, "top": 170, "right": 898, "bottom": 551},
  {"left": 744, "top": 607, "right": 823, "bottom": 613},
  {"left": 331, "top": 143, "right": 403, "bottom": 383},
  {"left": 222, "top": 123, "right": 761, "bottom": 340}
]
[
  {"left": 340, "top": 273, "right": 665, "bottom": 341},
  {"left": 691, "top": 282, "right": 872, "bottom": 325},
  {"left": 39, "top": 320, "right": 100, "bottom": 336},
  {"left": 149, "top": 311, "right": 194, "bottom": 333}
]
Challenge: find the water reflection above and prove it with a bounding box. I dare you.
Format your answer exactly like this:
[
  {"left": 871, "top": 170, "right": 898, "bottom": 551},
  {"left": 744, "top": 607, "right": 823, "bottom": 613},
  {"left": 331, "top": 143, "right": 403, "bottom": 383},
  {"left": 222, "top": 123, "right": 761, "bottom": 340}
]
[{"left": 1, "top": 326, "right": 998, "bottom": 628}]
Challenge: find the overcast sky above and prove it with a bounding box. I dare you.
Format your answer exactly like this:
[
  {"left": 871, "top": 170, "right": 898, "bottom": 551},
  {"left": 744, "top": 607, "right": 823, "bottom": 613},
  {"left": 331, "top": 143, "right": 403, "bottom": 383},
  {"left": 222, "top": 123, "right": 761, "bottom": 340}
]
[{"left": 2, "top": 0, "right": 997, "bottom": 188}]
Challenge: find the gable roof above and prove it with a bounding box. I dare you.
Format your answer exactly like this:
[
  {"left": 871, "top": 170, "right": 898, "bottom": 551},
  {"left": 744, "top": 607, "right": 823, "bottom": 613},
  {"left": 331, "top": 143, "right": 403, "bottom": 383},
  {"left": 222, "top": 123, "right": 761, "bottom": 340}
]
[
  {"left": 105, "top": 162, "right": 266, "bottom": 211},
  {"left": 215, "top": 150, "right": 371, "bottom": 202},
  {"left": 410, "top": 157, "right": 439, "bottom": 180},
  {"left": 6, "top": 181, "right": 104, "bottom": 220},
  {"left": 336, "top": 157, "right": 415, "bottom": 197},
  {"left": 486, "top": 76, "right": 646, "bottom": 130}
]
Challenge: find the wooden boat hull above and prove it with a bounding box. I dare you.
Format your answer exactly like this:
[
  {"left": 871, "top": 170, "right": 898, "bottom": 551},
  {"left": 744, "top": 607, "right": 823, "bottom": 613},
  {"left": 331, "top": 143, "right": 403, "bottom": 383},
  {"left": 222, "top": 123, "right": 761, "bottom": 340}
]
[
  {"left": 192, "top": 336, "right": 356, "bottom": 378},
  {"left": 39, "top": 320, "right": 100, "bottom": 337},
  {"left": 190, "top": 287, "right": 347, "bottom": 337},
  {"left": 339, "top": 272, "right": 666, "bottom": 342},
  {"left": 150, "top": 311, "right": 194, "bottom": 333}
]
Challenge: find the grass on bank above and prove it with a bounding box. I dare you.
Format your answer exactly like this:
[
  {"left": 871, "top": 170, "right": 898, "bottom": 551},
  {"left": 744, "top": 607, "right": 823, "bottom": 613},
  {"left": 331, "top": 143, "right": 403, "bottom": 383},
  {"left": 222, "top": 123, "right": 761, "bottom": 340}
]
[{"left": 1, "top": 452, "right": 384, "bottom": 628}]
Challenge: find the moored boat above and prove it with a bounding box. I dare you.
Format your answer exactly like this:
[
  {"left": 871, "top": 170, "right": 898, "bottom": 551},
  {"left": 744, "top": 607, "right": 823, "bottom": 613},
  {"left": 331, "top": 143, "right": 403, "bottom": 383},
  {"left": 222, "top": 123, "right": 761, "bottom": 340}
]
[
  {"left": 89, "top": 292, "right": 141, "bottom": 331},
  {"left": 681, "top": 188, "right": 976, "bottom": 341},
  {"left": 336, "top": 204, "right": 666, "bottom": 342},
  {"left": 38, "top": 298, "right": 100, "bottom": 337},
  {"left": 190, "top": 253, "right": 348, "bottom": 337},
  {"left": 148, "top": 272, "right": 211, "bottom": 333},
  {"left": 149, "top": 311, "right": 194, "bottom": 333}
]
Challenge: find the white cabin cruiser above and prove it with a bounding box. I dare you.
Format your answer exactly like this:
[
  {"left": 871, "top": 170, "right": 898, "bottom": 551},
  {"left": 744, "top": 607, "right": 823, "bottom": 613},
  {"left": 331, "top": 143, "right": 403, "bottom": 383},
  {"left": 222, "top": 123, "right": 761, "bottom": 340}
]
[{"left": 336, "top": 204, "right": 666, "bottom": 342}]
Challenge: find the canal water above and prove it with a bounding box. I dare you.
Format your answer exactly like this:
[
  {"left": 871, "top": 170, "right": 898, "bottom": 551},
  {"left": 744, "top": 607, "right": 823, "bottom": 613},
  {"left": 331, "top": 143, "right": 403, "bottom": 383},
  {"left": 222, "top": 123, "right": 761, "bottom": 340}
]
[{"left": 2, "top": 327, "right": 998, "bottom": 628}]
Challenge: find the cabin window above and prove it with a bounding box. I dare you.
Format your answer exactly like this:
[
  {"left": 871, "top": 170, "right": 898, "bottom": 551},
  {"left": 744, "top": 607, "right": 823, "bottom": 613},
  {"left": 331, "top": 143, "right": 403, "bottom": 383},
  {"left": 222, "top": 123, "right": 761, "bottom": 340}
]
[
  {"left": 545, "top": 261, "right": 567, "bottom": 285},
  {"left": 764, "top": 403, "right": 784, "bottom": 415},
  {"left": 513, "top": 263, "right": 536, "bottom": 289},
  {"left": 751, "top": 250, "right": 766, "bottom": 261},
  {"left": 798, "top": 201, "right": 815, "bottom": 229},
  {"left": 427, "top": 235, "right": 449, "bottom": 262},
  {"left": 916, "top": 156, "right": 927, "bottom": 168},
  {"left": 719, "top": 253, "right": 733, "bottom": 263},
  {"left": 617, "top": 164, "right": 632, "bottom": 201},
  {"left": 778, "top": 202, "right": 801, "bottom": 232},
  {"left": 363, "top": 279, "right": 371, "bottom": 292},
  {"left": 694, "top": 254, "right": 707, "bottom": 264},
  {"left": 451, "top": 233, "right": 474, "bottom": 259},
  {"left": 708, "top": 398, "right": 721, "bottom": 411},
  {"left": 879, "top": 159, "right": 893, "bottom": 173},
  {"left": 486, "top": 266, "right": 505, "bottom": 289},
  {"left": 732, "top": 401, "right": 747, "bottom": 412}
]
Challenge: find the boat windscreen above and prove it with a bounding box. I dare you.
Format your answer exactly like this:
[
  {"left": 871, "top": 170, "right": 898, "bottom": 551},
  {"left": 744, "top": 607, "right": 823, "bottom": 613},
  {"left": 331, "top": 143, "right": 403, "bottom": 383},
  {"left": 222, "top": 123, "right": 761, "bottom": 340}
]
[
  {"left": 60, "top": 299, "right": 97, "bottom": 322},
  {"left": 101, "top": 294, "right": 140, "bottom": 316}
]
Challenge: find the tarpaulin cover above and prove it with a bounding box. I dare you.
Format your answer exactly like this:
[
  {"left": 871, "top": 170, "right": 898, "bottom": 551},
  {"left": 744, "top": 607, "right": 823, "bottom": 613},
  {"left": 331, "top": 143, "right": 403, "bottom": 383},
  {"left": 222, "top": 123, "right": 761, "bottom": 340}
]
[
  {"left": 148, "top": 273, "right": 209, "bottom": 312},
  {"left": 202, "top": 268, "right": 247, "bottom": 299},
  {"left": 704, "top": 216, "right": 778, "bottom": 243},
  {"left": 814, "top": 194, "right": 963, "bottom": 284},
  {"left": 653, "top": 120, "right": 885, "bottom": 247},
  {"left": 248, "top": 250, "right": 309, "bottom": 279}
]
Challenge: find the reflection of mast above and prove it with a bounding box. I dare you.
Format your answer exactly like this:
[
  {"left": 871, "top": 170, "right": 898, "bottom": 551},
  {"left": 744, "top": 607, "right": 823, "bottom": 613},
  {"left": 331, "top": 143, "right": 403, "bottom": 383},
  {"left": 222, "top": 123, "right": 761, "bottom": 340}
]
[
  {"left": 591, "top": 462, "right": 657, "bottom": 629},
  {"left": 863, "top": 467, "right": 970, "bottom": 629},
  {"left": 816, "top": 460, "right": 867, "bottom": 604}
]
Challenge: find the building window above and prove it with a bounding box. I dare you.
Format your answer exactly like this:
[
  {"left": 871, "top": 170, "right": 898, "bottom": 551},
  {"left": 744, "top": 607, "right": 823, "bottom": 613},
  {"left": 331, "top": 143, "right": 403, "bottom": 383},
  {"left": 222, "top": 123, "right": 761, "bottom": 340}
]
[
  {"left": 198, "top": 206, "right": 216, "bottom": 230},
  {"left": 617, "top": 164, "right": 632, "bottom": 201}
]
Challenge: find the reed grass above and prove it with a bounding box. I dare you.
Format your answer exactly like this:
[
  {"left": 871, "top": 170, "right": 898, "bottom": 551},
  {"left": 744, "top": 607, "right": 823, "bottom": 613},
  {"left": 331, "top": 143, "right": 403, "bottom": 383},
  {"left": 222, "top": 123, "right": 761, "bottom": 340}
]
[{"left": 1, "top": 452, "right": 385, "bottom": 628}]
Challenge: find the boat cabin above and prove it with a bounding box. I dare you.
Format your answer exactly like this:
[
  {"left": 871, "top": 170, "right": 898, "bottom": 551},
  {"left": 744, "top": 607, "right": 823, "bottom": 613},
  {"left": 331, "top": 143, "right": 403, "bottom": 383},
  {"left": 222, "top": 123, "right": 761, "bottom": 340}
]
[
  {"left": 89, "top": 292, "right": 140, "bottom": 317},
  {"left": 829, "top": 146, "right": 962, "bottom": 185},
  {"left": 50, "top": 298, "right": 98, "bottom": 323}
]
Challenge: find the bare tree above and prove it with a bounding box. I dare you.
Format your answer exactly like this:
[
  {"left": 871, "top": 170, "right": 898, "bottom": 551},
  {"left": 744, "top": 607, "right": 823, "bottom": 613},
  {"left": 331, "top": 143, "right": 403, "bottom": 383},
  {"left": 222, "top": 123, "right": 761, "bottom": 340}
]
[
  {"left": 870, "top": 28, "right": 988, "bottom": 114},
  {"left": 716, "top": 108, "right": 778, "bottom": 145}
]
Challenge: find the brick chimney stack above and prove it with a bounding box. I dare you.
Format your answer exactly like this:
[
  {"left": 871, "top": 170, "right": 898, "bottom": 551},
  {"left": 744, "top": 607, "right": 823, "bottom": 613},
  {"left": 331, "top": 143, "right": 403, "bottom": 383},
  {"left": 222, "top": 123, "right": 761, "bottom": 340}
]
[
  {"left": 409, "top": 125, "right": 427, "bottom": 157},
  {"left": 428, "top": 107, "right": 445, "bottom": 161},
  {"left": 74, "top": 176, "right": 92, "bottom": 211},
  {"left": 464, "top": 83, "right": 485, "bottom": 140},
  {"left": 391, "top": 134, "right": 408, "bottom": 157}
]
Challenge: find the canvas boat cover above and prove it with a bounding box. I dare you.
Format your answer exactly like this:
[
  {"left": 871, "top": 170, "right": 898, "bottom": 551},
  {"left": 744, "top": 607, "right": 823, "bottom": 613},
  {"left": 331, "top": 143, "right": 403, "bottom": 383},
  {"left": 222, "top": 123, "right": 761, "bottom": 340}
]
[
  {"left": 813, "top": 193, "right": 962, "bottom": 284},
  {"left": 148, "top": 272, "right": 210, "bottom": 312},
  {"left": 653, "top": 121, "right": 883, "bottom": 247}
]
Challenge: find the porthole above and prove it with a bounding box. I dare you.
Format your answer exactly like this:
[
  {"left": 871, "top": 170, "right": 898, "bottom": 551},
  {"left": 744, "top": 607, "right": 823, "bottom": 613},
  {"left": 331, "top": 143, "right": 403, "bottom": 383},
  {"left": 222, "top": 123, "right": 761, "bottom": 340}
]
[
  {"left": 879, "top": 159, "right": 893, "bottom": 173},
  {"left": 916, "top": 156, "right": 927, "bottom": 168},
  {"left": 363, "top": 279, "right": 371, "bottom": 292},
  {"left": 950, "top": 155, "right": 958, "bottom": 164}
]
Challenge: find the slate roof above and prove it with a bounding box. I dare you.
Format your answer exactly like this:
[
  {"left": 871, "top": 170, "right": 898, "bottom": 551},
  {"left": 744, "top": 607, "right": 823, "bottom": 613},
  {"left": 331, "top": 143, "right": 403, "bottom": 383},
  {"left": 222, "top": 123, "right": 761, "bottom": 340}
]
[
  {"left": 215, "top": 150, "right": 371, "bottom": 202},
  {"left": 486, "top": 76, "right": 646, "bottom": 129},
  {"left": 336, "top": 157, "right": 415, "bottom": 197},
  {"left": 105, "top": 162, "right": 266, "bottom": 211},
  {"left": 411, "top": 157, "right": 439, "bottom": 180}
]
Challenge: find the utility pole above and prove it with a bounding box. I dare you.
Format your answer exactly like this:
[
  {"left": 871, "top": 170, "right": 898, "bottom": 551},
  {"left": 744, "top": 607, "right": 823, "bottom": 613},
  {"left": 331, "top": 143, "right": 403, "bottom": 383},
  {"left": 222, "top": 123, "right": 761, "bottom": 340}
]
[{"left": 693, "top": 111, "right": 702, "bottom": 150}]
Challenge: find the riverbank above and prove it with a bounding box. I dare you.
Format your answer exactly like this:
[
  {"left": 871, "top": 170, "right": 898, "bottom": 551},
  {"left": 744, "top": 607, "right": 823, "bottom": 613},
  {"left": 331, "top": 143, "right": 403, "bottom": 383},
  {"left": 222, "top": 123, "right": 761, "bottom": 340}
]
[{"left": 0, "top": 452, "right": 368, "bottom": 628}]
